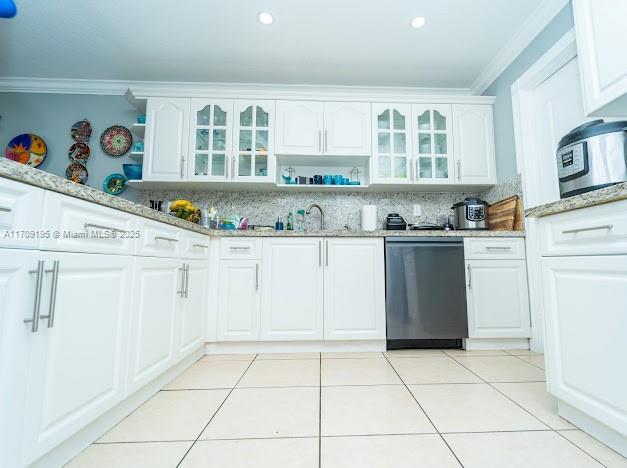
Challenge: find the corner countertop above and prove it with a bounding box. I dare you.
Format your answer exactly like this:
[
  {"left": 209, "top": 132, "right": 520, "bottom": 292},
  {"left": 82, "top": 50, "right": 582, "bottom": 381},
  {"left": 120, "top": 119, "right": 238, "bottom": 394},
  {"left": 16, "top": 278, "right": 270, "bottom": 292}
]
[
  {"left": 525, "top": 182, "right": 627, "bottom": 218},
  {"left": 0, "top": 159, "right": 524, "bottom": 238}
]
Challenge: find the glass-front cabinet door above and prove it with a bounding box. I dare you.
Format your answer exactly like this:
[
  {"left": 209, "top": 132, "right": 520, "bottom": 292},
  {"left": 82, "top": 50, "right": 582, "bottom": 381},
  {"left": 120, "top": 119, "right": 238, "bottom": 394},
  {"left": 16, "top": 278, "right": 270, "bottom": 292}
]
[
  {"left": 233, "top": 100, "right": 275, "bottom": 183},
  {"left": 188, "top": 99, "right": 233, "bottom": 181},
  {"left": 412, "top": 104, "right": 454, "bottom": 184},
  {"left": 371, "top": 103, "right": 412, "bottom": 184}
]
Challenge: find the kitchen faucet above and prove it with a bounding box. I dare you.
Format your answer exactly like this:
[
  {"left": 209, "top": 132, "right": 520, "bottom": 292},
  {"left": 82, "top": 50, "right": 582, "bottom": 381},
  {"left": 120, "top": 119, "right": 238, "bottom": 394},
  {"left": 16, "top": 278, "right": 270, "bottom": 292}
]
[{"left": 306, "top": 203, "right": 325, "bottom": 230}]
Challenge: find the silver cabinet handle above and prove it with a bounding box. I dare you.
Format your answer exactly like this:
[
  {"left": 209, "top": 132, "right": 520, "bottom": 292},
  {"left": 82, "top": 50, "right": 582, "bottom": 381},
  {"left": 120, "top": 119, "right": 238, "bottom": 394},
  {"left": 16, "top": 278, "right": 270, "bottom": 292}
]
[
  {"left": 193, "top": 243, "right": 209, "bottom": 249},
  {"left": 324, "top": 130, "right": 328, "bottom": 153},
  {"left": 486, "top": 246, "right": 512, "bottom": 251},
  {"left": 318, "top": 240, "right": 322, "bottom": 267},
  {"left": 24, "top": 260, "right": 45, "bottom": 333},
  {"left": 467, "top": 264, "right": 472, "bottom": 288},
  {"left": 84, "top": 222, "right": 126, "bottom": 233},
  {"left": 562, "top": 224, "right": 613, "bottom": 235},
  {"left": 255, "top": 263, "right": 259, "bottom": 291},
  {"left": 177, "top": 264, "right": 186, "bottom": 297},
  {"left": 39, "top": 260, "right": 60, "bottom": 328},
  {"left": 155, "top": 236, "right": 179, "bottom": 243},
  {"left": 184, "top": 264, "right": 190, "bottom": 298},
  {"left": 0, "top": 206, "right": 11, "bottom": 212},
  {"left": 325, "top": 240, "right": 329, "bottom": 267},
  {"left": 180, "top": 155, "right": 185, "bottom": 178},
  {"left": 230, "top": 246, "right": 251, "bottom": 251},
  {"left": 231, "top": 154, "right": 236, "bottom": 179},
  {"left": 457, "top": 160, "right": 462, "bottom": 181},
  {"left": 318, "top": 130, "right": 322, "bottom": 153}
]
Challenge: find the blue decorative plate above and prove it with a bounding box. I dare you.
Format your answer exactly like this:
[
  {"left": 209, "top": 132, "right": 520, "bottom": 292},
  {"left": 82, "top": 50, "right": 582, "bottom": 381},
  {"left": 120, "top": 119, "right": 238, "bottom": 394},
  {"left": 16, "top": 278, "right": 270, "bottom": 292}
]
[{"left": 103, "top": 173, "right": 127, "bottom": 195}]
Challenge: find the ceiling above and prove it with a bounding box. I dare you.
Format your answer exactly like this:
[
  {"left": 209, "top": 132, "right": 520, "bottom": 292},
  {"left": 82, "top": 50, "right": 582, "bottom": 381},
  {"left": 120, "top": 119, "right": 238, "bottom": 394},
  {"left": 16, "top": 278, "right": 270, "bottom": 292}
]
[{"left": 0, "top": 0, "right": 550, "bottom": 90}]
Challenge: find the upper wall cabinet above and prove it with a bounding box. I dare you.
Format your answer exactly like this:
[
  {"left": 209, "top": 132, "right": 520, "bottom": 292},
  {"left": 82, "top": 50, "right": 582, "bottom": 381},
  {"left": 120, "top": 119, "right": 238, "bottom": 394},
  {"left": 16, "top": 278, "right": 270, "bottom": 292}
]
[
  {"left": 233, "top": 100, "right": 275, "bottom": 183},
  {"left": 452, "top": 104, "right": 496, "bottom": 185},
  {"left": 143, "top": 97, "right": 191, "bottom": 181},
  {"left": 573, "top": 0, "right": 627, "bottom": 116},
  {"left": 275, "top": 101, "right": 371, "bottom": 156},
  {"left": 371, "top": 103, "right": 412, "bottom": 184},
  {"left": 412, "top": 104, "right": 454, "bottom": 184}
]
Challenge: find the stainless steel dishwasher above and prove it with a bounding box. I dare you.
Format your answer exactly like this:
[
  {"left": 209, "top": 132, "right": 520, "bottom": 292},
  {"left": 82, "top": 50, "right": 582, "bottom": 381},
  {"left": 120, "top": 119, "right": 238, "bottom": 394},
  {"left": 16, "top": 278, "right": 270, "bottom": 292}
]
[{"left": 385, "top": 237, "right": 468, "bottom": 349}]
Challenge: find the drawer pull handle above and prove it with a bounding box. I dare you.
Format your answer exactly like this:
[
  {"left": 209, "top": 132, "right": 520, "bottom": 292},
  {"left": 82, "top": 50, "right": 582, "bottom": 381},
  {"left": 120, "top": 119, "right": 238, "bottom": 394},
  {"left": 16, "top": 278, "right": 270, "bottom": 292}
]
[
  {"left": 192, "top": 244, "right": 209, "bottom": 249},
  {"left": 24, "top": 260, "right": 45, "bottom": 333},
  {"left": 485, "top": 246, "right": 512, "bottom": 251},
  {"left": 84, "top": 222, "right": 126, "bottom": 233},
  {"left": 467, "top": 264, "right": 471, "bottom": 288},
  {"left": 39, "top": 260, "right": 60, "bottom": 329},
  {"left": 230, "top": 246, "right": 251, "bottom": 251},
  {"left": 0, "top": 206, "right": 11, "bottom": 212},
  {"left": 155, "top": 236, "right": 179, "bottom": 243},
  {"left": 562, "top": 224, "right": 613, "bottom": 235}
]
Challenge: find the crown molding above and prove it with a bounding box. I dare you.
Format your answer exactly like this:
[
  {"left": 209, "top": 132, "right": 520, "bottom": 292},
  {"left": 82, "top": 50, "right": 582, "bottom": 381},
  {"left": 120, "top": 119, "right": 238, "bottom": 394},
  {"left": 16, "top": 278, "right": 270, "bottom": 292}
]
[{"left": 470, "top": 0, "right": 571, "bottom": 95}]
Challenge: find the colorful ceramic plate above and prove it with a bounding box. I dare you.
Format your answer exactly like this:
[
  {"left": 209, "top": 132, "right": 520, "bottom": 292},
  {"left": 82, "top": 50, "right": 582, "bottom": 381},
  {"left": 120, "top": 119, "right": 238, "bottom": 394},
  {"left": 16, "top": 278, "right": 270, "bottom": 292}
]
[
  {"left": 5, "top": 133, "right": 47, "bottom": 167},
  {"left": 100, "top": 125, "right": 132, "bottom": 156},
  {"left": 71, "top": 119, "right": 92, "bottom": 143},
  {"left": 103, "top": 173, "right": 127, "bottom": 195},
  {"left": 68, "top": 142, "right": 91, "bottom": 162},
  {"left": 65, "top": 162, "right": 88, "bottom": 184}
]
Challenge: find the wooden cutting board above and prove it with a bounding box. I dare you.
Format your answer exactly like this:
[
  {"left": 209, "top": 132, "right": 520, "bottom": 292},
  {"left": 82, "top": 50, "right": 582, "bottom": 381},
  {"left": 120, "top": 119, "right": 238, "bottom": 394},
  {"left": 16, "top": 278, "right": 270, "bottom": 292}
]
[{"left": 488, "top": 195, "right": 523, "bottom": 231}]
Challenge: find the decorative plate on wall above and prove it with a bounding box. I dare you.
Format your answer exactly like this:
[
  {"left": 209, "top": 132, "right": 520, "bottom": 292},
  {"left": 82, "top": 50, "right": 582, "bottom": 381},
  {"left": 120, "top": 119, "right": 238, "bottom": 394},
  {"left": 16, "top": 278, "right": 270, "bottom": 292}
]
[
  {"left": 103, "top": 173, "right": 128, "bottom": 195},
  {"left": 5, "top": 133, "right": 47, "bottom": 167},
  {"left": 71, "top": 119, "right": 92, "bottom": 143},
  {"left": 65, "top": 162, "right": 88, "bottom": 184},
  {"left": 100, "top": 125, "right": 133, "bottom": 156},
  {"left": 68, "top": 142, "right": 91, "bottom": 162}
]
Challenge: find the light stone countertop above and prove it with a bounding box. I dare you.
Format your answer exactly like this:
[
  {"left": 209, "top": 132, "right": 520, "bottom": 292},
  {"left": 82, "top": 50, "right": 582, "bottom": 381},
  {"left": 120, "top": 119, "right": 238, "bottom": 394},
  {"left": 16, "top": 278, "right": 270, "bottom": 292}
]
[
  {"left": 525, "top": 182, "right": 627, "bottom": 218},
  {"left": 0, "top": 159, "right": 523, "bottom": 238}
]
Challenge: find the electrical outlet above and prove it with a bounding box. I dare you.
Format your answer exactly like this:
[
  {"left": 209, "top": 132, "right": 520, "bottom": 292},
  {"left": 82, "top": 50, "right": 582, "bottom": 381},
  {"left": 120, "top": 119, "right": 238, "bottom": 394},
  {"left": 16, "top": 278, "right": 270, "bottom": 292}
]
[{"left": 413, "top": 204, "right": 422, "bottom": 217}]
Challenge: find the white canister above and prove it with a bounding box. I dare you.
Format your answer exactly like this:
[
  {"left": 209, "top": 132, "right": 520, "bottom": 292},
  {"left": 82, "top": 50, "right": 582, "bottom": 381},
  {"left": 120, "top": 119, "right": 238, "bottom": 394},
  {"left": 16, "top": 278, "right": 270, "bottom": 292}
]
[{"left": 361, "top": 205, "right": 377, "bottom": 231}]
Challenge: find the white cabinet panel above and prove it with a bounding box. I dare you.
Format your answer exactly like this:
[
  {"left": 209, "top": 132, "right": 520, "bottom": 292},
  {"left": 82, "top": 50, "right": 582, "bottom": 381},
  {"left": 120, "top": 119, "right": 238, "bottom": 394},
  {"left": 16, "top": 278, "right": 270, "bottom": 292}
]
[
  {"left": 453, "top": 104, "right": 496, "bottom": 185},
  {"left": 22, "top": 253, "right": 133, "bottom": 465},
  {"left": 323, "top": 238, "right": 385, "bottom": 340},
  {"left": 217, "top": 260, "right": 261, "bottom": 341},
  {"left": 542, "top": 255, "right": 627, "bottom": 435},
  {"left": 464, "top": 238, "right": 526, "bottom": 260},
  {"left": 323, "top": 102, "right": 371, "bottom": 156},
  {"left": 135, "top": 219, "right": 182, "bottom": 258},
  {"left": 176, "top": 260, "right": 208, "bottom": 358},
  {"left": 275, "top": 101, "right": 324, "bottom": 155},
  {"left": 261, "top": 238, "right": 323, "bottom": 340},
  {"left": 219, "top": 237, "right": 262, "bottom": 260},
  {"left": 0, "top": 177, "right": 44, "bottom": 250},
  {"left": 465, "top": 259, "right": 531, "bottom": 339},
  {"left": 143, "top": 97, "right": 191, "bottom": 181}
]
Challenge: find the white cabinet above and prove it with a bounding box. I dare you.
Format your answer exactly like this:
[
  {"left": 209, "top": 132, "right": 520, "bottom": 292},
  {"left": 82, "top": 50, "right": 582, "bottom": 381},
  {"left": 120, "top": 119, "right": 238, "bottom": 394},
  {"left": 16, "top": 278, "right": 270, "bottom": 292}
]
[
  {"left": 573, "top": 0, "right": 627, "bottom": 116},
  {"left": 217, "top": 260, "right": 261, "bottom": 341},
  {"left": 275, "top": 101, "right": 324, "bottom": 155},
  {"left": 323, "top": 102, "right": 371, "bottom": 155},
  {"left": 452, "top": 104, "right": 496, "bottom": 185},
  {"left": 22, "top": 252, "right": 133, "bottom": 465},
  {"left": 542, "top": 255, "right": 627, "bottom": 436},
  {"left": 465, "top": 259, "right": 531, "bottom": 339},
  {"left": 260, "top": 238, "right": 324, "bottom": 340},
  {"left": 176, "top": 260, "right": 208, "bottom": 358},
  {"left": 412, "top": 104, "right": 455, "bottom": 184},
  {"left": 323, "top": 238, "right": 385, "bottom": 340},
  {"left": 0, "top": 177, "right": 44, "bottom": 250},
  {"left": 233, "top": 100, "right": 275, "bottom": 182},
  {"left": 371, "top": 103, "right": 412, "bottom": 184},
  {"left": 143, "top": 97, "right": 191, "bottom": 181}
]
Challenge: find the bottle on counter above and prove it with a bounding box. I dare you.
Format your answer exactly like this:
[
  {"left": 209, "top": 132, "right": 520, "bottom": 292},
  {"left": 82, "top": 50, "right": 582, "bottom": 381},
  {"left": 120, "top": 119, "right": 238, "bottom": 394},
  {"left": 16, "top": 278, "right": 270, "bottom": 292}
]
[
  {"left": 295, "top": 209, "right": 305, "bottom": 231},
  {"left": 275, "top": 216, "right": 284, "bottom": 231},
  {"left": 286, "top": 211, "right": 294, "bottom": 230}
]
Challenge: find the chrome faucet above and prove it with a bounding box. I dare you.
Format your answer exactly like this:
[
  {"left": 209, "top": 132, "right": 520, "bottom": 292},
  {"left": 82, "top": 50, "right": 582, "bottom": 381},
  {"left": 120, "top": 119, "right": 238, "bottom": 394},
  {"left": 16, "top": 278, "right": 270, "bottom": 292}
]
[{"left": 306, "top": 203, "right": 325, "bottom": 230}]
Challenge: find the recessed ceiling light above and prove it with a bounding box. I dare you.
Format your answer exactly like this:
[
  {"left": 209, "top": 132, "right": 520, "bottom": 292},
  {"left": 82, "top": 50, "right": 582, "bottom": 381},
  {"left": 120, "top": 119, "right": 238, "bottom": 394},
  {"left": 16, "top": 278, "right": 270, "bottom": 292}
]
[
  {"left": 411, "top": 16, "right": 426, "bottom": 29},
  {"left": 258, "top": 12, "right": 273, "bottom": 25}
]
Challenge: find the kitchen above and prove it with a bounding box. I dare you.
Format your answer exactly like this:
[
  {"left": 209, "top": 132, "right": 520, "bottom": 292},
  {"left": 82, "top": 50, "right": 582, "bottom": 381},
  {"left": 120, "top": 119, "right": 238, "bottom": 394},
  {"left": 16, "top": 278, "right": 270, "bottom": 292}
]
[{"left": 1, "top": 1, "right": 626, "bottom": 467}]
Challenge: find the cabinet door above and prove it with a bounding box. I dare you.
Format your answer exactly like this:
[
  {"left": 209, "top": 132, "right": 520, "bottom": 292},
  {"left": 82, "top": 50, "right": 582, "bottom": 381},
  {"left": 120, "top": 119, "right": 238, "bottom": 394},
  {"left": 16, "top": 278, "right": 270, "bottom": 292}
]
[
  {"left": 143, "top": 97, "right": 191, "bottom": 181},
  {"left": 22, "top": 252, "right": 133, "bottom": 465},
  {"left": 452, "top": 104, "right": 496, "bottom": 185},
  {"left": 465, "top": 259, "right": 531, "bottom": 339},
  {"left": 176, "top": 260, "right": 208, "bottom": 357},
  {"left": 371, "top": 103, "right": 412, "bottom": 184},
  {"left": 217, "top": 260, "right": 261, "bottom": 341},
  {"left": 323, "top": 102, "right": 371, "bottom": 156},
  {"left": 261, "top": 238, "right": 323, "bottom": 340},
  {"left": 0, "top": 177, "right": 44, "bottom": 250},
  {"left": 233, "top": 100, "right": 275, "bottom": 182},
  {"left": 275, "top": 101, "right": 324, "bottom": 155},
  {"left": 188, "top": 99, "right": 233, "bottom": 181},
  {"left": 412, "top": 104, "right": 454, "bottom": 184},
  {"left": 542, "top": 256, "right": 627, "bottom": 435},
  {"left": 323, "top": 239, "right": 385, "bottom": 340},
  {"left": 127, "top": 257, "right": 182, "bottom": 393},
  {"left": 573, "top": 0, "right": 627, "bottom": 116}
]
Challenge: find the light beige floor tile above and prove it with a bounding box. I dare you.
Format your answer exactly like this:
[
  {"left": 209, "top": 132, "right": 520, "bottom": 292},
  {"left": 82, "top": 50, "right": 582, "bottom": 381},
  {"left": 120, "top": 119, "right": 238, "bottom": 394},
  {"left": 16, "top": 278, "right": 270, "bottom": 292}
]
[
  {"left": 504, "top": 349, "right": 538, "bottom": 356},
  {"left": 256, "top": 352, "right": 320, "bottom": 360},
  {"left": 384, "top": 349, "right": 446, "bottom": 358},
  {"left": 163, "top": 360, "right": 250, "bottom": 390},
  {"left": 444, "top": 431, "right": 603, "bottom": 468},
  {"left": 559, "top": 430, "right": 627, "bottom": 467},
  {"left": 180, "top": 438, "right": 318, "bottom": 468},
  {"left": 321, "top": 352, "right": 384, "bottom": 359},
  {"left": 517, "top": 354, "right": 546, "bottom": 369},
  {"left": 389, "top": 357, "right": 482, "bottom": 384},
  {"left": 409, "top": 384, "right": 547, "bottom": 433},
  {"left": 321, "top": 358, "right": 401, "bottom": 386},
  {"left": 200, "top": 353, "right": 256, "bottom": 362},
  {"left": 493, "top": 382, "right": 574, "bottom": 430},
  {"left": 99, "top": 390, "right": 228, "bottom": 442},
  {"left": 321, "top": 385, "right": 435, "bottom": 436},
  {"left": 237, "top": 359, "right": 319, "bottom": 388},
  {"left": 452, "top": 356, "right": 545, "bottom": 382},
  {"left": 321, "top": 434, "right": 460, "bottom": 468},
  {"left": 444, "top": 349, "right": 508, "bottom": 356},
  {"left": 201, "top": 387, "right": 319, "bottom": 439},
  {"left": 66, "top": 441, "right": 191, "bottom": 468}
]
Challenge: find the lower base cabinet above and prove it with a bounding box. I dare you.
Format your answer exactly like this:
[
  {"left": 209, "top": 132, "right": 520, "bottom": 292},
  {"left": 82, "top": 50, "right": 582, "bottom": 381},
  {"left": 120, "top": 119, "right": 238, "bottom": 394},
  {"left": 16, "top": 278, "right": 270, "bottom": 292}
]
[
  {"left": 217, "top": 260, "right": 261, "bottom": 341},
  {"left": 177, "top": 260, "right": 208, "bottom": 357}
]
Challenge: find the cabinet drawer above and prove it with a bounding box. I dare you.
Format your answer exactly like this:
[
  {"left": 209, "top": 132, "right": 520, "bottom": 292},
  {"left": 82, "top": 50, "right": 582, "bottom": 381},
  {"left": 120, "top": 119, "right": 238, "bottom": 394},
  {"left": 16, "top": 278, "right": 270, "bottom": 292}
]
[
  {"left": 136, "top": 220, "right": 182, "bottom": 257},
  {"left": 464, "top": 238, "right": 525, "bottom": 260},
  {"left": 181, "top": 231, "right": 210, "bottom": 259},
  {"left": 220, "top": 237, "right": 262, "bottom": 260},
  {"left": 539, "top": 199, "right": 627, "bottom": 256},
  {"left": 0, "top": 177, "right": 45, "bottom": 250},
  {"left": 40, "top": 192, "right": 137, "bottom": 255}
]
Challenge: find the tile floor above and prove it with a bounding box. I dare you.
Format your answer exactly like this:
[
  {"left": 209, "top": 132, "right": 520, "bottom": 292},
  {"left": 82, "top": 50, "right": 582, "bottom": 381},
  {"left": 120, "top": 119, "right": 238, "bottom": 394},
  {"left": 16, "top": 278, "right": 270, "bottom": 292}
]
[{"left": 66, "top": 350, "right": 627, "bottom": 468}]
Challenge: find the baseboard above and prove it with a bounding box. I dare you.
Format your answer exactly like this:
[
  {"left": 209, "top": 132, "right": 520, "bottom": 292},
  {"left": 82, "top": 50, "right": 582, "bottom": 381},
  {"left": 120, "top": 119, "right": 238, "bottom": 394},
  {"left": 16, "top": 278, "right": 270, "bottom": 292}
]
[
  {"left": 29, "top": 347, "right": 204, "bottom": 468},
  {"left": 463, "top": 338, "right": 530, "bottom": 350},
  {"left": 558, "top": 400, "right": 627, "bottom": 458},
  {"left": 204, "top": 340, "right": 386, "bottom": 354}
]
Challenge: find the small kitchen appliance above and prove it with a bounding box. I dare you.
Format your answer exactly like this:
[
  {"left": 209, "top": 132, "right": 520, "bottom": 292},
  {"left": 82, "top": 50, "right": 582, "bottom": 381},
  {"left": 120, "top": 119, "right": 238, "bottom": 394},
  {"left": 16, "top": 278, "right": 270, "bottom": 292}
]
[
  {"left": 556, "top": 120, "right": 627, "bottom": 198},
  {"left": 385, "top": 213, "right": 407, "bottom": 230},
  {"left": 451, "top": 197, "right": 489, "bottom": 230}
]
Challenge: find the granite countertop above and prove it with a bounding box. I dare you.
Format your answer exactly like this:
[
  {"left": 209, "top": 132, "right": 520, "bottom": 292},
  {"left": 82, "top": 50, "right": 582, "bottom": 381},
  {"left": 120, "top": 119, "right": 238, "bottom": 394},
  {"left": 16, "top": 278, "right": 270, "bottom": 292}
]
[
  {"left": 0, "top": 159, "right": 524, "bottom": 238},
  {"left": 525, "top": 182, "right": 627, "bottom": 218}
]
